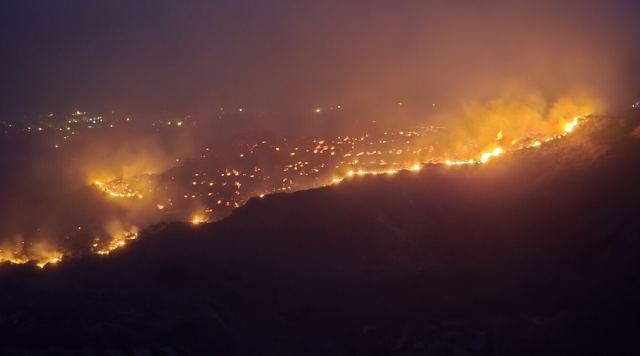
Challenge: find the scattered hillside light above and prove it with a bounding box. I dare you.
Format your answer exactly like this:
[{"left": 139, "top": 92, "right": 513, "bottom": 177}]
[
  {"left": 633, "top": 101, "right": 640, "bottom": 109},
  {"left": 315, "top": 108, "right": 321, "bottom": 113}
]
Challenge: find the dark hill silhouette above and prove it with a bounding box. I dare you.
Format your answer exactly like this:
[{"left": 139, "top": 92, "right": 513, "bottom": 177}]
[{"left": 1, "top": 114, "right": 640, "bottom": 355}]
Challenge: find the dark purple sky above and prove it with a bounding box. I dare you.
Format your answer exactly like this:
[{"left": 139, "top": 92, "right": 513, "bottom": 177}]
[{"left": 1, "top": 0, "right": 639, "bottom": 119}]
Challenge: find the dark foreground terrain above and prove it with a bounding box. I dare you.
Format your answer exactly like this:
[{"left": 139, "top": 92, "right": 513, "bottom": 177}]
[{"left": 2, "top": 114, "right": 640, "bottom": 355}]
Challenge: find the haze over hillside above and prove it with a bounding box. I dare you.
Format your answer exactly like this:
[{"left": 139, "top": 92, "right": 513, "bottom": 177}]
[{"left": 1, "top": 112, "right": 639, "bottom": 354}]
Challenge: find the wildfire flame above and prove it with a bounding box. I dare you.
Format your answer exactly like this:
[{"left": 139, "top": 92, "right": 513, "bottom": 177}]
[
  {"left": 1, "top": 114, "right": 589, "bottom": 268},
  {"left": 563, "top": 116, "right": 580, "bottom": 134},
  {"left": 439, "top": 116, "right": 584, "bottom": 167},
  {"left": 191, "top": 215, "right": 207, "bottom": 225},
  {"left": 0, "top": 240, "right": 64, "bottom": 269},
  {"left": 92, "top": 227, "right": 140, "bottom": 256},
  {"left": 328, "top": 115, "right": 589, "bottom": 180},
  {"left": 94, "top": 179, "right": 143, "bottom": 199}
]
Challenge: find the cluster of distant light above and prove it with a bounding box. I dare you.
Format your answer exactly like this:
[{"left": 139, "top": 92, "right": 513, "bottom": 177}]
[
  {"left": 0, "top": 112, "right": 588, "bottom": 268},
  {"left": 0, "top": 104, "right": 348, "bottom": 140},
  {"left": 0, "top": 110, "right": 196, "bottom": 151},
  {"left": 0, "top": 105, "right": 350, "bottom": 151},
  {"left": 0, "top": 111, "right": 133, "bottom": 147}
]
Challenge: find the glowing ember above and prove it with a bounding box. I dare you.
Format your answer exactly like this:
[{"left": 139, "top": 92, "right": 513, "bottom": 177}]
[{"left": 191, "top": 215, "right": 207, "bottom": 225}]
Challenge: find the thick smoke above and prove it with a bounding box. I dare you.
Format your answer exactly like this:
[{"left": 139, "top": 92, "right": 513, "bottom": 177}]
[
  {"left": 0, "top": 124, "right": 198, "bottom": 263},
  {"left": 431, "top": 90, "right": 603, "bottom": 157}
]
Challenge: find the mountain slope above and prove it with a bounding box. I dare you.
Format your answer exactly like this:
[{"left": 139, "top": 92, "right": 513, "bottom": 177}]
[{"left": 1, "top": 114, "right": 640, "bottom": 355}]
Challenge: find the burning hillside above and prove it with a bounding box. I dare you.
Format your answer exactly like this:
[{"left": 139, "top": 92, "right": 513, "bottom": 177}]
[
  {"left": 0, "top": 103, "right": 592, "bottom": 267},
  {"left": 1, "top": 112, "right": 639, "bottom": 354},
  {"left": 2, "top": 0, "right": 639, "bottom": 353}
]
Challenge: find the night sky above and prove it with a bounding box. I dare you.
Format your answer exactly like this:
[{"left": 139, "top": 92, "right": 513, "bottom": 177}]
[{"left": 1, "top": 0, "right": 639, "bottom": 120}]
